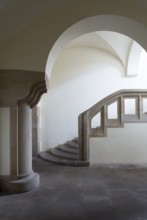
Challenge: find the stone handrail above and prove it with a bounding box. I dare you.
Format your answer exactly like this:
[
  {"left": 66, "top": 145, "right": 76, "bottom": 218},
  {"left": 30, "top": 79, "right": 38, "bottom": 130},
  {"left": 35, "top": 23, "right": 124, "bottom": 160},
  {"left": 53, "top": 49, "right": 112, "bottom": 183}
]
[{"left": 78, "top": 89, "right": 147, "bottom": 162}]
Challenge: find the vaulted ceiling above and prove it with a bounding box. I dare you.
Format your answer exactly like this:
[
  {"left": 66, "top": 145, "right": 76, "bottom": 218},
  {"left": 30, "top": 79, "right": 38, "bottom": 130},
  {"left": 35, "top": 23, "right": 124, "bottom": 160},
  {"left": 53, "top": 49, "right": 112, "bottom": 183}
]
[
  {"left": 0, "top": 0, "right": 146, "bottom": 76},
  {"left": 1, "top": 0, "right": 147, "bottom": 48},
  {"left": 66, "top": 31, "right": 143, "bottom": 76},
  {"left": 0, "top": 0, "right": 75, "bottom": 47}
]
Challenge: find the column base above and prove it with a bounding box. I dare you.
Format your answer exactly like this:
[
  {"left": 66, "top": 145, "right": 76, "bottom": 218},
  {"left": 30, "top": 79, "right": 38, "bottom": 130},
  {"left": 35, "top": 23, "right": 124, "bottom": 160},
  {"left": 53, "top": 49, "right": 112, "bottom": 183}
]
[{"left": 7, "top": 172, "right": 40, "bottom": 193}]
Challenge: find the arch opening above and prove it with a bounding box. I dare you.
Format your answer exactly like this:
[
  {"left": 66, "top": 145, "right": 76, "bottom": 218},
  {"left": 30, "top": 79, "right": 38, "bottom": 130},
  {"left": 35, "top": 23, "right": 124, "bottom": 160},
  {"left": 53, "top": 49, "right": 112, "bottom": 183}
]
[
  {"left": 45, "top": 14, "right": 147, "bottom": 79},
  {"left": 39, "top": 13, "right": 147, "bottom": 165}
]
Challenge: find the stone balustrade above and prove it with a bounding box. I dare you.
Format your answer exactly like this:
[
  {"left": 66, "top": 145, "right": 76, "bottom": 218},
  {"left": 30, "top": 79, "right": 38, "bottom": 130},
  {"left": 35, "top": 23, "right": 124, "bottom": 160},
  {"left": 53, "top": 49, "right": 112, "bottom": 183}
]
[{"left": 78, "top": 90, "right": 147, "bottom": 162}]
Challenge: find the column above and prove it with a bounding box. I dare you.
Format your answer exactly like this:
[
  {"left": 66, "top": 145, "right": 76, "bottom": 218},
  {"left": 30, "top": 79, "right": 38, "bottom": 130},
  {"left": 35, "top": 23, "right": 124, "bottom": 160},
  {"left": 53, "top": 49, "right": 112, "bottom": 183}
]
[
  {"left": 18, "top": 101, "right": 32, "bottom": 178},
  {"left": 8, "top": 101, "right": 40, "bottom": 193}
]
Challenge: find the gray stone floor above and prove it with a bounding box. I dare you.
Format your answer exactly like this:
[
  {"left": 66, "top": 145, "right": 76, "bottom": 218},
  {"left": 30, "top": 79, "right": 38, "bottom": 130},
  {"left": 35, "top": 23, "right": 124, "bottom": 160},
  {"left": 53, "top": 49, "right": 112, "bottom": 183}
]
[{"left": 1, "top": 158, "right": 147, "bottom": 220}]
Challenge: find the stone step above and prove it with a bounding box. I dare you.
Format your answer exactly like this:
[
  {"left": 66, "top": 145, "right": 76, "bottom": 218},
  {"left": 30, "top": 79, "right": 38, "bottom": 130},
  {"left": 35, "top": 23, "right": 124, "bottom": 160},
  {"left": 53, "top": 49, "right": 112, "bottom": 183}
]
[
  {"left": 38, "top": 137, "right": 90, "bottom": 167},
  {"left": 65, "top": 141, "right": 79, "bottom": 149},
  {"left": 49, "top": 148, "right": 79, "bottom": 160},
  {"left": 72, "top": 137, "right": 79, "bottom": 144},
  {"left": 38, "top": 152, "right": 89, "bottom": 167},
  {"left": 59, "top": 144, "right": 78, "bottom": 154}
]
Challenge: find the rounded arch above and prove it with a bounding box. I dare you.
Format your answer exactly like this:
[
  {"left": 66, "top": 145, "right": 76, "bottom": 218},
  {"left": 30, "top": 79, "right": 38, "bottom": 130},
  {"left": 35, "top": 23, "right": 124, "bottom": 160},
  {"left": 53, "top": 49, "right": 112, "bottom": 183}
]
[{"left": 45, "top": 14, "right": 147, "bottom": 79}]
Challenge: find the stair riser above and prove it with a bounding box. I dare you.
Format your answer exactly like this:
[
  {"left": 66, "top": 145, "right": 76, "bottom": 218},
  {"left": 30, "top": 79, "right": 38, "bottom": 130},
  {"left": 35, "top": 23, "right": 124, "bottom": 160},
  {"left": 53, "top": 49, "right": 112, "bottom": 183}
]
[
  {"left": 66, "top": 142, "right": 78, "bottom": 149},
  {"left": 38, "top": 152, "right": 89, "bottom": 167},
  {"left": 50, "top": 149, "right": 79, "bottom": 160},
  {"left": 59, "top": 145, "right": 78, "bottom": 154}
]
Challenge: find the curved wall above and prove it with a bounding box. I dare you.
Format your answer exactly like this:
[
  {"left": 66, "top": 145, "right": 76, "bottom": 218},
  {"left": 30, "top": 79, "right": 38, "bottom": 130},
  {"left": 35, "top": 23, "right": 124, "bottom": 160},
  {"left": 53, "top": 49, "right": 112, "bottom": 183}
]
[{"left": 40, "top": 47, "right": 147, "bottom": 150}]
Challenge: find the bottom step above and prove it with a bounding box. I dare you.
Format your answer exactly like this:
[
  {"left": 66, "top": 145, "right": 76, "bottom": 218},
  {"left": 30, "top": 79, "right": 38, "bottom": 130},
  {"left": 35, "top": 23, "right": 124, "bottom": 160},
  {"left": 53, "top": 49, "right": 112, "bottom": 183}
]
[{"left": 38, "top": 152, "right": 89, "bottom": 167}]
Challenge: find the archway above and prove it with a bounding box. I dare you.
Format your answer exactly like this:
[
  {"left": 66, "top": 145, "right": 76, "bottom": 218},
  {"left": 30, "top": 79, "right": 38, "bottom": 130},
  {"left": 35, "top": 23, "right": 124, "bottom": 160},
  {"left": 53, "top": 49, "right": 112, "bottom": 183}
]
[
  {"left": 40, "top": 14, "right": 147, "bottom": 164},
  {"left": 45, "top": 15, "right": 147, "bottom": 78}
]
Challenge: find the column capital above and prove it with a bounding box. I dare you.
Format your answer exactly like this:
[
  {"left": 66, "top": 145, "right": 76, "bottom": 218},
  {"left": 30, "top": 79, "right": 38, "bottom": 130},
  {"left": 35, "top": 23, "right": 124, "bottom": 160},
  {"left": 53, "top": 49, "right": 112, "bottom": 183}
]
[
  {"left": 18, "top": 80, "right": 47, "bottom": 108},
  {"left": 0, "top": 69, "right": 47, "bottom": 107}
]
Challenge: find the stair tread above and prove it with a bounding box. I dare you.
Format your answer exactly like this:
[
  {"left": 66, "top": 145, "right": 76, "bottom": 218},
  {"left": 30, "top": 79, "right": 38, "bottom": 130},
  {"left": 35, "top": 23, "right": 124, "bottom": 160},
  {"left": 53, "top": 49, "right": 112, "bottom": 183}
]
[
  {"left": 72, "top": 137, "right": 79, "bottom": 143},
  {"left": 59, "top": 144, "right": 78, "bottom": 154},
  {"left": 49, "top": 148, "right": 79, "bottom": 160},
  {"left": 65, "top": 141, "right": 78, "bottom": 149},
  {"left": 38, "top": 152, "right": 89, "bottom": 167},
  {"left": 39, "top": 152, "right": 78, "bottom": 166}
]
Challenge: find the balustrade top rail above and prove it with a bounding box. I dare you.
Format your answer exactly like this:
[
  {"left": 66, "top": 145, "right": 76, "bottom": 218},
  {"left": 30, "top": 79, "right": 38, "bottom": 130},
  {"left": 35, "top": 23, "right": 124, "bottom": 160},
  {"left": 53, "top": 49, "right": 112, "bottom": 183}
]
[{"left": 81, "top": 89, "right": 147, "bottom": 119}]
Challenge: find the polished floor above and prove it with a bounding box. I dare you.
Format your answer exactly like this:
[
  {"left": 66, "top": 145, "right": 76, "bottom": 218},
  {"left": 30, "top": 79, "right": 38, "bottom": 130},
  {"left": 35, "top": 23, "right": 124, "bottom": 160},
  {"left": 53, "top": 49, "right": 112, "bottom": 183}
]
[{"left": 1, "top": 158, "right": 147, "bottom": 220}]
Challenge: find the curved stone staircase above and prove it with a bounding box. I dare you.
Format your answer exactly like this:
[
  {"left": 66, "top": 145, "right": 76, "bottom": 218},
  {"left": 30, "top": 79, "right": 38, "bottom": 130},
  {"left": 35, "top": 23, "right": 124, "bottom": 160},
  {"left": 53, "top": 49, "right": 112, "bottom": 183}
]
[
  {"left": 39, "top": 138, "right": 89, "bottom": 166},
  {"left": 39, "top": 90, "right": 147, "bottom": 166}
]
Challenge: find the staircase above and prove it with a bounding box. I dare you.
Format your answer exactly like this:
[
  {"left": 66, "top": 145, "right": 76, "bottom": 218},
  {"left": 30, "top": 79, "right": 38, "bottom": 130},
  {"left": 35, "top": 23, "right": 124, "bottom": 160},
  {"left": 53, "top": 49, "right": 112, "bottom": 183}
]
[
  {"left": 39, "top": 138, "right": 89, "bottom": 166},
  {"left": 39, "top": 90, "right": 147, "bottom": 166}
]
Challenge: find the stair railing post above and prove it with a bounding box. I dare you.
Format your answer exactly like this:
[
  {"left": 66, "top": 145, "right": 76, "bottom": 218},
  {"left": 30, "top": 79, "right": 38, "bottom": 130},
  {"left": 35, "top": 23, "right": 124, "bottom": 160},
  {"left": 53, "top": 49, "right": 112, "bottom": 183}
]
[
  {"left": 78, "top": 112, "right": 90, "bottom": 162},
  {"left": 78, "top": 114, "right": 83, "bottom": 161}
]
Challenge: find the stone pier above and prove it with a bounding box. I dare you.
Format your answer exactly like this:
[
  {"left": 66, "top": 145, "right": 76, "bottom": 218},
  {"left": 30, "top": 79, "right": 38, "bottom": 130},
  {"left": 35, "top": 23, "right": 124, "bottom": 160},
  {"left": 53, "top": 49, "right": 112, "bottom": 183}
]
[{"left": 0, "top": 70, "right": 47, "bottom": 193}]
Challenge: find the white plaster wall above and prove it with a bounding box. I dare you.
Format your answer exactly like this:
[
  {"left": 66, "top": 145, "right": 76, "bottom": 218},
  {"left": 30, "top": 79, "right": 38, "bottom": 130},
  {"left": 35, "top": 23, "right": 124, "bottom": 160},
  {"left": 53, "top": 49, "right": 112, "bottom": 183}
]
[
  {"left": 89, "top": 49, "right": 147, "bottom": 164},
  {"left": 0, "top": 108, "right": 10, "bottom": 175},
  {"left": 40, "top": 47, "right": 147, "bottom": 153},
  {"left": 90, "top": 124, "right": 147, "bottom": 164}
]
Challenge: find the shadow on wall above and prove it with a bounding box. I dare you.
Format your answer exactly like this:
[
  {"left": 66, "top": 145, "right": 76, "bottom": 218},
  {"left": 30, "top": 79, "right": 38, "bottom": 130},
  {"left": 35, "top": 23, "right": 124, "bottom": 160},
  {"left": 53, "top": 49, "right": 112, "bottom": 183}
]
[{"left": 50, "top": 47, "right": 124, "bottom": 90}]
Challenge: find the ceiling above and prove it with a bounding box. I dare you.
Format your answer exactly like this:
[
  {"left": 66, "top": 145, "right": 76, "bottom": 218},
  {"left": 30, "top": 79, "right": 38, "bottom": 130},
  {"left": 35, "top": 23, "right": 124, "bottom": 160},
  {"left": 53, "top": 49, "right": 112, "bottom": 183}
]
[
  {"left": 0, "top": 0, "right": 74, "bottom": 47},
  {"left": 67, "top": 31, "right": 133, "bottom": 67},
  {"left": 1, "top": 0, "right": 147, "bottom": 48},
  {"left": 66, "top": 31, "right": 144, "bottom": 76},
  {"left": 0, "top": 0, "right": 145, "bottom": 76}
]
